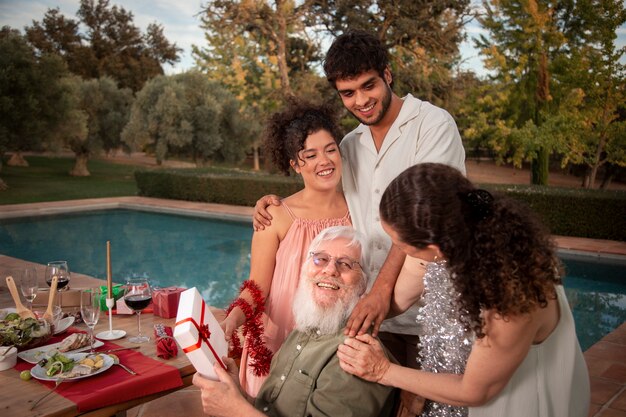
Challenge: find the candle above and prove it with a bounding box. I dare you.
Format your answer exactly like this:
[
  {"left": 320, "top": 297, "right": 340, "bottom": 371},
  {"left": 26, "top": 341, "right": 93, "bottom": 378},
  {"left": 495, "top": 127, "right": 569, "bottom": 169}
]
[{"left": 106, "top": 241, "right": 113, "bottom": 299}]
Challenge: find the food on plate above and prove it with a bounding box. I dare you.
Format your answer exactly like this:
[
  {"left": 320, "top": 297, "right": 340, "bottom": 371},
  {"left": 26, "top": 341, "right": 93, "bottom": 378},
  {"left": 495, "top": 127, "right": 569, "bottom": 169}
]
[
  {"left": 38, "top": 352, "right": 107, "bottom": 378},
  {"left": 0, "top": 316, "right": 51, "bottom": 348},
  {"left": 57, "top": 333, "right": 90, "bottom": 352},
  {"left": 4, "top": 313, "right": 20, "bottom": 321},
  {"left": 39, "top": 352, "right": 75, "bottom": 376}
]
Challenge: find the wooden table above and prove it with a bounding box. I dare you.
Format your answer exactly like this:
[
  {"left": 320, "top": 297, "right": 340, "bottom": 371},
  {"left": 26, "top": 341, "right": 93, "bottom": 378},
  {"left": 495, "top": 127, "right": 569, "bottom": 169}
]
[{"left": 0, "top": 262, "right": 196, "bottom": 417}]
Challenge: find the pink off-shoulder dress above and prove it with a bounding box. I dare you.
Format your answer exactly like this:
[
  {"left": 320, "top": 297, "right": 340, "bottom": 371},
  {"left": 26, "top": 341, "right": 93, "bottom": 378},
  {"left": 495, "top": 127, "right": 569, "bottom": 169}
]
[{"left": 239, "top": 202, "right": 351, "bottom": 398}]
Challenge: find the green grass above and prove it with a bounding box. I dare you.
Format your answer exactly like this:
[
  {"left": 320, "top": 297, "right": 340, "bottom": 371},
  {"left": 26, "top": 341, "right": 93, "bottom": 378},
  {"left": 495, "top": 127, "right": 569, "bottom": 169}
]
[{"left": 0, "top": 156, "right": 139, "bottom": 205}]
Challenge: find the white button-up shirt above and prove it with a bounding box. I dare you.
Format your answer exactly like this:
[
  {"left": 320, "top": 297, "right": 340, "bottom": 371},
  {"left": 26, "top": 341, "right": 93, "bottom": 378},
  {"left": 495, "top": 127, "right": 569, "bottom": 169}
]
[{"left": 340, "top": 94, "right": 466, "bottom": 334}]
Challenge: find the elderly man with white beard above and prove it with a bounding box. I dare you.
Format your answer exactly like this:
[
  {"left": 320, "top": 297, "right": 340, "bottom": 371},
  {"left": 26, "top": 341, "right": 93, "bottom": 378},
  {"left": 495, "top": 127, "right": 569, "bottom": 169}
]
[{"left": 193, "top": 226, "right": 396, "bottom": 417}]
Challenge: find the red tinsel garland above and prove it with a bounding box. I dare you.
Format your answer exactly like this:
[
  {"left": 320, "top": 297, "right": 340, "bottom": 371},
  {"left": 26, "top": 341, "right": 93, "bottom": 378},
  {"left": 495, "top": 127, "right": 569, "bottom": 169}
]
[{"left": 225, "top": 280, "right": 273, "bottom": 376}]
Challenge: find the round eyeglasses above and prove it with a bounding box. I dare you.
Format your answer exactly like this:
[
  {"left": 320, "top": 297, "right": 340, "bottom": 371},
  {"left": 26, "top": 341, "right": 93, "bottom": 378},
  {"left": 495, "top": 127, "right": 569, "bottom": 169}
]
[{"left": 310, "top": 251, "right": 361, "bottom": 274}]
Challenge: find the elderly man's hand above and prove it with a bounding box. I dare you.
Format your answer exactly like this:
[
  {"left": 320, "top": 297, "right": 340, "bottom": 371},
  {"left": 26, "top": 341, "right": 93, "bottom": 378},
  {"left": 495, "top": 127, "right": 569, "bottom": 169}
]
[
  {"left": 192, "top": 358, "right": 257, "bottom": 417},
  {"left": 337, "top": 333, "right": 391, "bottom": 383},
  {"left": 252, "top": 194, "right": 281, "bottom": 231},
  {"left": 345, "top": 290, "right": 391, "bottom": 337}
]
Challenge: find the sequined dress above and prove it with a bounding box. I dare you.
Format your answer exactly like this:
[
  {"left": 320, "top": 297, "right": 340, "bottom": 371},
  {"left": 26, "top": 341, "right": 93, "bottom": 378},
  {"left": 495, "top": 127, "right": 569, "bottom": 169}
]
[{"left": 416, "top": 261, "right": 473, "bottom": 417}]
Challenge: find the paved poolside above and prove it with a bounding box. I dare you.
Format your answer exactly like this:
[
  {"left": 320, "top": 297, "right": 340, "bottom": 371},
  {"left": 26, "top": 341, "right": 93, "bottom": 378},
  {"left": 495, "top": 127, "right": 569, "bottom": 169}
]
[{"left": 1, "top": 197, "right": 625, "bottom": 417}]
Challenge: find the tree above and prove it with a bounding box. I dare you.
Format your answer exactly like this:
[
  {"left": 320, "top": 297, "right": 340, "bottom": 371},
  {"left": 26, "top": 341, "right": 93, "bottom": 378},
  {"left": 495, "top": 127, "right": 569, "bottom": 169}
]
[
  {"left": 49, "top": 75, "right": 89, "bottom": 167},
  {"left": 122, "top": 72, "right": 249, "bottom": 166},
  {"left": 63, "top": 76, "right": 133, "bottom": 176},
  {"left": 0, "top": 27, "right": 71, "bottom": 188},
  {"left": 554, "top": 0, "right": 626, "bottom": 188},
  {"left": 454, "top": 74, "right": 511, "bottom": 159},
  {"left": 196, "top": 0, "right": 319, "bottom": 99},
  {"left": 475, "top": 0, "right": 567, "bottom": 185},
  {"left": 25, "top": 0, "right": 181, "bottom": 91},
  {"left": 472, "top": 0, "right": 626, "bottom": 188},
  {"left": 194, "top": 1, "right": 327, "bottom": 170}
]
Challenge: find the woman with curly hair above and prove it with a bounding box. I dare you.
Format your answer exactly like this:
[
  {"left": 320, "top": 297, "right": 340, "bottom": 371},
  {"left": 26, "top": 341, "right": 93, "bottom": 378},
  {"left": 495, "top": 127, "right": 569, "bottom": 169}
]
[
  {"left": 220, "top": 99, "right": 351, "bottom": 399},
  {"left": 337, "top": 163, "right": 590, "bottom": 417}
]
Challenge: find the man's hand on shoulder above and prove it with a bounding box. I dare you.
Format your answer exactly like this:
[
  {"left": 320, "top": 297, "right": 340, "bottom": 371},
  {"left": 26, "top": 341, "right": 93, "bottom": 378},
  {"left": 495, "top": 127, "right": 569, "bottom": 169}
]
[
  {"left": 253, "top": 194, "right": 282, "bottom": 231},
  {"left": 345, "top": 291, "right": 391, "bottom": 338}
]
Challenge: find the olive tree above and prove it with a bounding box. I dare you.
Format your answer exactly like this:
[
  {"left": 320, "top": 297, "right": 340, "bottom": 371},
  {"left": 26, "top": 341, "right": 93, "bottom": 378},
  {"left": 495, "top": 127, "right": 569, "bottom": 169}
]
[
  {"left": 65, "top": 76, "right": 133, "bottom": 176},
  {"left": 122, "top": 72, "right": 248, "bottom": 166}
]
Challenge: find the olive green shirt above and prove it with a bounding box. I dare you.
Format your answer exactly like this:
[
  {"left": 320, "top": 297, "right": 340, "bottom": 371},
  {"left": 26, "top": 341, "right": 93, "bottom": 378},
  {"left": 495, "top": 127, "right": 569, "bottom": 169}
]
[{"left": 254, "top": 328, "right": 395, "bottom": 417}]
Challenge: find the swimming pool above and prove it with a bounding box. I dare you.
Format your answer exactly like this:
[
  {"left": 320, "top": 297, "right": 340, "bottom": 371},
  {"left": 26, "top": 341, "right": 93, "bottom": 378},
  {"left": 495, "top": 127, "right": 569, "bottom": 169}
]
[
  {"left": 0, "top": 209, "right": 251, "bottom": 308},
  {"left": 1, "top": 209, "right": 624, "bottom": 351},
  {"left": 560, "top": 254, "right": 626, "bottom": 350}
]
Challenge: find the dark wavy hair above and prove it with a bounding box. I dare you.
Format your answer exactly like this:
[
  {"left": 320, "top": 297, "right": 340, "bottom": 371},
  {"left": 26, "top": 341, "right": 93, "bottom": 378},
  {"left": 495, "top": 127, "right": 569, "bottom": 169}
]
[
  {"left": 323, "top": 30, "right": 390, "bottom": 89},
  {"left": 380, "top": 163, "right": 562, "bottom": 338},
  {"left": 263, "top": 99, "right": 343, "bottom": 176}
]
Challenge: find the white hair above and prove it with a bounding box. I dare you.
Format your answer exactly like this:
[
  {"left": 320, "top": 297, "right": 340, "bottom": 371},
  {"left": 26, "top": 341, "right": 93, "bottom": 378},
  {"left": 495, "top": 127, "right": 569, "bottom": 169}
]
[
  {"left": 309, "top": 226, "right": 364, "bottom": 264},
  {"left": 307, "top": 225, "right": 367, "bottom": 289},
  {"left": 292, "top": 226, "right": 367, "bottom": 334}
]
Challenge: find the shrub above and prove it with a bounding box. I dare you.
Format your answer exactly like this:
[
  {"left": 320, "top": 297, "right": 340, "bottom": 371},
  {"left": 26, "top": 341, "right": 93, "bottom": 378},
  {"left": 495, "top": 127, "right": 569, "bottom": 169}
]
[
  {"left": 135, "top": 168, "right": 303, "bottom": 207},
  {"left": 488, "top": 184, "right": 626, "bottom": 241},
  {"left": 135, "top": 169, "right": 626, "bottom": 241}
]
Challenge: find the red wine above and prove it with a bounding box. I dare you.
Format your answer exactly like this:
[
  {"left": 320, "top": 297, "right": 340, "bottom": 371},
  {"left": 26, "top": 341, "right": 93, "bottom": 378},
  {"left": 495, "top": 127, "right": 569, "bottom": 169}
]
[
  {"left": 124, "top": 295, "right": 152, "bottom": 311},
  {"left": 46, "top": 277, "right": 70, "bottom": 290}
]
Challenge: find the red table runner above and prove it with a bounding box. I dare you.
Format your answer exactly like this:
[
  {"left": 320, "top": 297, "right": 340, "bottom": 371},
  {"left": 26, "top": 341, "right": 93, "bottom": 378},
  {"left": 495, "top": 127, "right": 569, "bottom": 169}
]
[{"left": 15, "top": 329, "right": 183, "bottom": 412}]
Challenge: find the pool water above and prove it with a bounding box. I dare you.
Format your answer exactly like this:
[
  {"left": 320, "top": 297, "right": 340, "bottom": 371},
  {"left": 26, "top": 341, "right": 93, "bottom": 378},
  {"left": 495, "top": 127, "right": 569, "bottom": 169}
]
[
  {"left": 0, "top": 210, "right": 251, "bottom": 308},
  {"left": 561, "top": 255, "right": 626, "bottom": 351},
  {"left": 1, "top": 209, "right": 624, "bottom": 351}
]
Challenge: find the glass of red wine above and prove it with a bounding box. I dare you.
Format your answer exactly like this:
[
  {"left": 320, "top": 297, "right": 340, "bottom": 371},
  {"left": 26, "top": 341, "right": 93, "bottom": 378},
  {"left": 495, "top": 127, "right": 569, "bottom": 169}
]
[
  {"left": 45, "top": 261, "right": 70, "bottom": 306},
  {"left": 124, "top": 276, "right": 152, "bottom": 343}
]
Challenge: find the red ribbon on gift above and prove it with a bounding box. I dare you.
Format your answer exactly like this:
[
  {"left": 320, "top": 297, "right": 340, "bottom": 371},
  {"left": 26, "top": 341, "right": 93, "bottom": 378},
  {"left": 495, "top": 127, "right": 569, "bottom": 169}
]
[{"left": 175, "top": 301, "right": 226, "bottom": 370}]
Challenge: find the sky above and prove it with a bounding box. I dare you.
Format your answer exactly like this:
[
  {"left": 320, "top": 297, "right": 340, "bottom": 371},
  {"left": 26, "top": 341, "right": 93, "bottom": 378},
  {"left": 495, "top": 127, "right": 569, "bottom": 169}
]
[{"left": 0, "top": 0, "right": 624, "bottom": 77}]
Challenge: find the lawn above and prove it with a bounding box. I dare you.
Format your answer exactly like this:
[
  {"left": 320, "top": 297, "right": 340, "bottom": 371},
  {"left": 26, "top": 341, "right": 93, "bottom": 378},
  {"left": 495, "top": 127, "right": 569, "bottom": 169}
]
[{"left": 0, "top": 156, "right": 139, "bottom": 205}]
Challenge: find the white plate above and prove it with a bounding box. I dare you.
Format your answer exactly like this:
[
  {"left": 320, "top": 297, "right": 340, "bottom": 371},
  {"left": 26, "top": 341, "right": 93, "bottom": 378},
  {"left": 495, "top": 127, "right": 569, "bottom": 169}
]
[
  {"left": 30, "top": 352, "right": 114, "bottom": 381},
  {"left": 53, "top": 317, "right": 75, "bottom": 335},
  {"left": 18, "top": 339, "right": 104, "bottom": 364}
]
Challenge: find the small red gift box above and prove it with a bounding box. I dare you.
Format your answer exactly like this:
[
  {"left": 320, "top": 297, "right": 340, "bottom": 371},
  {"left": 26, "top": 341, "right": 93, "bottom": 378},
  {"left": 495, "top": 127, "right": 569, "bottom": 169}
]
[{"left": 153, "top": 287, "right": 185, "bottom": 318}]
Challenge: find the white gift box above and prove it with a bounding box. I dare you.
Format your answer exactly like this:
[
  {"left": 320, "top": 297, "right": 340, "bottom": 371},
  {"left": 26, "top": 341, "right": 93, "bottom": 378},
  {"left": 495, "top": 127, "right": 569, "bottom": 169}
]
[{"left": 174, "top": 287, "right": 228, "bottom": 380}]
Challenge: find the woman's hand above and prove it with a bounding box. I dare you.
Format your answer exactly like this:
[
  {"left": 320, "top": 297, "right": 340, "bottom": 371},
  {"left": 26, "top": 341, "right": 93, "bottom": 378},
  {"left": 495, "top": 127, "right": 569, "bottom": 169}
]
[
  {"left": 337, "top": 333, "right": 391, "bottom": 383},
  {"left": 219, "top": 311, "right": 241, "bottom": 343}
]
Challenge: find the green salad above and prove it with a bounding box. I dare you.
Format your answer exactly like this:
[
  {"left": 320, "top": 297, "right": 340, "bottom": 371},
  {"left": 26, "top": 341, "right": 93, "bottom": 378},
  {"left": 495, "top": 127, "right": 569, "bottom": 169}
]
[
  {"left": 0, "top": 314, "right": 51, "bottom": 348},
  {"left": 38, "top": 352, "right": 76, "bottom": 376}
]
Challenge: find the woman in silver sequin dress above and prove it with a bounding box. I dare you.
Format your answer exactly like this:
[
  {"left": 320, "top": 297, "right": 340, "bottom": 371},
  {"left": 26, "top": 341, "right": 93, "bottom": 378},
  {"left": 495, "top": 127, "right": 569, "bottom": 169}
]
[
  {"left": 414, "top": 260, "right": 472, "bottom": 417},
  {"left": 338, "top": 163, "right": 590, "bottom": 417}
]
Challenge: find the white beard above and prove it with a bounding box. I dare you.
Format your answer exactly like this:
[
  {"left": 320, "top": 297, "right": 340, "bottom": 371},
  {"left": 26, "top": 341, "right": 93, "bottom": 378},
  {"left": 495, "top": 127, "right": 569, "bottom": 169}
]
[{"left": 292, "top": 277, "right": 360, "bottom": 335}]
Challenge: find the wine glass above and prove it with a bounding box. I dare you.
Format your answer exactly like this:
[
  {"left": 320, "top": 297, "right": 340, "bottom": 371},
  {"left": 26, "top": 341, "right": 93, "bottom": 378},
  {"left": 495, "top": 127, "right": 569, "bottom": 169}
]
[
  {"left": 19, "top": 268, "right": 38, "bottom": 310},
  {"left": 124, "top": 276, "right": 152, "bottom": 344},
  {"left": 80, "top": 288, "right": 101, "bottom": 353},
  {"left": 45, "top": 261, "right": 71, "bottom": 306}
]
